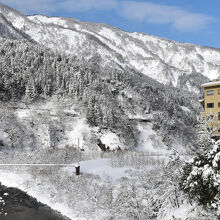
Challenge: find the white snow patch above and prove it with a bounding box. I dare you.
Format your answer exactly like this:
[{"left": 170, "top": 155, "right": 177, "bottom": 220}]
[
  {"left": 213, "top": 152, "right": 220, "bottom": 168},
  {"left": 100, "top": 132, "right": 122, "bottom": 150},
  {"left": 181, "top": 106, "right": 191, "bottom": 112},
  {"left": 136, "top": 123, "right": 168, "bottom": 154},
  {"left": 61, "top": 118, "right": 92, "bottom": 150},
  {"left": 99, "top": 27, "right": 121, "bottom": 46},
  {"left": 202, "top": 164, "right": 214, "bottom": 179},
  {"left": 201, "top": 80, "right": 220, "bottom": 88},
  {"left": 16, "top": 108, "right": 31, "bottom": 119},
  {"left": 28, "top": 15, "right": 68, "bottom": 28},
  {"left": 0, "top": 131, "right": 10, "bottom": 146},
  {"left": 74, "top": 24, "right": 80, "bottom": 30},
  {"left": 78, "top": 159, "right": 131, "bottom": 179},
  {"left": 162, "top": 203, "right": 195, "bottom": 220},
  {"left": 8, "top": 13, "right": 25, "bottom": 29},
  {"left": 0, "top": 171, "right": 29, "bottom": 187}
]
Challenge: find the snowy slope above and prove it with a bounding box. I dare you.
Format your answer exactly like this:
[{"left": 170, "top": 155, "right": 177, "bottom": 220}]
[
  {"left": 0, "top": 13, "right": 32, "bottom": 41},
  {"left": 0, "top": 3, "right": 219, "bottom": 92}
]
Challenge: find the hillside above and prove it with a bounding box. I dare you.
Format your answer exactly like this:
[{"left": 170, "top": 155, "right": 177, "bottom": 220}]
[{"left": 0, "top": 37, "right": 199, "bottom": 152}]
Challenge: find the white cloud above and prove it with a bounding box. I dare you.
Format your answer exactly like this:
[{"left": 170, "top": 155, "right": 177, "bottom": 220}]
[
  {"left": 119, "top": 1, "right": 214, "bottom": 32},
  {"left": 58, "top": 0, "right": 118, "bottom": 12},
  {"left": 0, "top": 0, "right": 214, "bottom": 32}
]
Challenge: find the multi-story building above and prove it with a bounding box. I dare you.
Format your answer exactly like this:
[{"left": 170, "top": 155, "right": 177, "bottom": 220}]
[{"left": 200, "top": 80, "right": 220, "bottom": 135}]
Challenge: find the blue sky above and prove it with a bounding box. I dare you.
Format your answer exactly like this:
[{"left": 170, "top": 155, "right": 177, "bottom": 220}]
[{"left": 1, "top": 0, "right": 220, "bottom": 48}]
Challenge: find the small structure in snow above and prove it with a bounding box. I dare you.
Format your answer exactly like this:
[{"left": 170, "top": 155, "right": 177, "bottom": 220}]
[{"left": 75, "top": 165, "right": 80, "bottom": 176}]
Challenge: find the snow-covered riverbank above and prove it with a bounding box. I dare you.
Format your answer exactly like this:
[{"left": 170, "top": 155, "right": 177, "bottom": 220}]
[
  {"left": 0, "top": 148, "right": 198, "bottom": 220},
  {"left": 0, "top": 149, "right": 166, "bottom": 219},
  {"left": 0, "top": 171, "right": 76, "bottom": 219}
]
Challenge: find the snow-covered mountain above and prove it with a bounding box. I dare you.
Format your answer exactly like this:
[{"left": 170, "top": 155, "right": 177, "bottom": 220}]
[
  {"left": 0, "top": 3, "right": 219, "bottom": 92},
  {"left": 0, "top": 2, "right": 212, "bottom": 153},
  {"left": 1, "top": 4, "right": 219, "bottom": 220}
]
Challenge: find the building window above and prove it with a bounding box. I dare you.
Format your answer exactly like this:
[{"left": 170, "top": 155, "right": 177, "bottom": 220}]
[
  {"left": 207, "top": 115, "right": 214, "bottom": 120},
  {"left": 219, "top": 102, "right": 220, "bottom": 108},
  {"left": 207, "top": 103, "right": 214, "bottom": 108},
  {"left": 218, "top": 113, "right": 220, "bottom": 120},
  {"left": 207, "top": 90, "right": 214, "bottom": 95},
  {"left": 218, "top": 89, "right": 220, "bottom": 94}
]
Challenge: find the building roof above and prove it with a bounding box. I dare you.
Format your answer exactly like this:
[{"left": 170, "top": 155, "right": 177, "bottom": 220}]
[{"left": 201, "top": 81, "right": 220, "bottom": 88}]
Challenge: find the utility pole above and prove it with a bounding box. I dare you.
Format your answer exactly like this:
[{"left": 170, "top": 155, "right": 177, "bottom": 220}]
[{"left": 75, "top": 138, "right": 80, "bottom": 176}]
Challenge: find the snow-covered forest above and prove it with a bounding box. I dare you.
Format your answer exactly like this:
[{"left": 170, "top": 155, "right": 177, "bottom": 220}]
[{"left": 0, "top": 37, "right": 200, "bottom": 151}]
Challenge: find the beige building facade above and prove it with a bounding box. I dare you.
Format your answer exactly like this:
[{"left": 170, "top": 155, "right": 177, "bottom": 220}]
[{"left": 200, "top": 81, "right": 220, "bottom": 135}]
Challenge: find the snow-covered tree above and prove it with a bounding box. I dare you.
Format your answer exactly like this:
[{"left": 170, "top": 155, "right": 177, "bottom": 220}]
[{"left": 180, "top": 117, "right": 220, "bottom": 218}]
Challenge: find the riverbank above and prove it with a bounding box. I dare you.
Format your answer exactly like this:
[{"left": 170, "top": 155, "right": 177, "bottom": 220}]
[{"left": 0, "top": 184, "right": 69, "bottom": 220}]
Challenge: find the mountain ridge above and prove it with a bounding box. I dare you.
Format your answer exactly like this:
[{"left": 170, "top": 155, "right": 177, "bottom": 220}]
[
  {"left": 26, "top": 13, "right": 220, "bottom": 51},
  {"left": 0, "top": 3, "right": 219, "bottom": 92}
]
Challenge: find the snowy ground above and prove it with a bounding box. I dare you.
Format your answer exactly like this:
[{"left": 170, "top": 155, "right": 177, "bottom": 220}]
[
  {"left": 0, "top": 100, "right": 196, "bottom": 219},
  {"left": 0, "top": 147, "right": 200, "bottom": 220},
  {"left": 65, "top": 158, "right": 133, "bottom": 180},
  {"left": 0, "top": 149, "right": 167, "bottom": 219}
]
